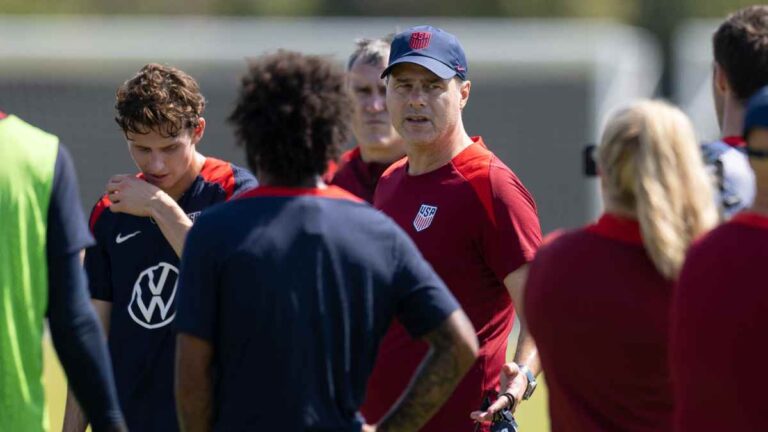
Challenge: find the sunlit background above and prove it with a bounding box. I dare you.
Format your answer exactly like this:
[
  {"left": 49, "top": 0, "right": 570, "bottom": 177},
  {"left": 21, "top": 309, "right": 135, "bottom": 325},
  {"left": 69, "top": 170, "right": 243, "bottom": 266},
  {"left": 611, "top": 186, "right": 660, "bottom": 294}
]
[{"left": 2, "top": 1, "right": 753, "bottom": 430}]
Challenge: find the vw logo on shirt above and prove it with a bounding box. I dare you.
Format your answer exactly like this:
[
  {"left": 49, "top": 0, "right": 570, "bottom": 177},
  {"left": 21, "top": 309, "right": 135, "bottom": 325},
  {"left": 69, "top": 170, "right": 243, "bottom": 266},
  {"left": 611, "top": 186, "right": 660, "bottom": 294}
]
[{"left": 128, "top": 262, "right": 179, "bottom": 329}]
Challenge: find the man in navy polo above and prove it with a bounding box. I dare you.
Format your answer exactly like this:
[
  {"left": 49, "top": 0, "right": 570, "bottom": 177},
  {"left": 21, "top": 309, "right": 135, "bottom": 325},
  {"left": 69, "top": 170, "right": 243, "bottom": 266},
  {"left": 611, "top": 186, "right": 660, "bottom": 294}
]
[
  {"left": 175, "top": 51, "right": 479, "bottom": 432},
  {"left": 62, "top": 64, "right": 256, "bottom": 432}
]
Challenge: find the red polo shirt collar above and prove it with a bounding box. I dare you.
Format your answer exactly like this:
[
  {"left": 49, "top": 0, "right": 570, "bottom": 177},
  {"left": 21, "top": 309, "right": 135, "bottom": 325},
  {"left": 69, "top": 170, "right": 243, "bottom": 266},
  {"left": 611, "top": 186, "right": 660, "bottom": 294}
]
[
  {"left": 586, "top": 213, "right": 643, "bottom": 245},
  {"left": 238, "top": 185, "right": 364, "bottom": 203},
  {"left": 722, "top": 135, "right": 746, "bottom": 148},
  {"left": 731, "top": 211, "right": 768, "bottom": 230}
]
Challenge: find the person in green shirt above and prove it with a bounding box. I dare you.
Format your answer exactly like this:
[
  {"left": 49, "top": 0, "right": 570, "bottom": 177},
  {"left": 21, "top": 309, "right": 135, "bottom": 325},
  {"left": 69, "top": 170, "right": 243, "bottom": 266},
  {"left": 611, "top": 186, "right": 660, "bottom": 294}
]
[{"left": 0, "top": 111, "right": 126, "bottom": 432}]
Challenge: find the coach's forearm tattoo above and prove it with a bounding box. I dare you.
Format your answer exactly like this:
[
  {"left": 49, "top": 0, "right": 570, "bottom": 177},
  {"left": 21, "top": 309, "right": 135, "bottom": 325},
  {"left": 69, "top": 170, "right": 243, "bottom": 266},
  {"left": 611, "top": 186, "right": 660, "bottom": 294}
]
[{"left": 377, "top": 316, "right": 475, "bottom": 432}]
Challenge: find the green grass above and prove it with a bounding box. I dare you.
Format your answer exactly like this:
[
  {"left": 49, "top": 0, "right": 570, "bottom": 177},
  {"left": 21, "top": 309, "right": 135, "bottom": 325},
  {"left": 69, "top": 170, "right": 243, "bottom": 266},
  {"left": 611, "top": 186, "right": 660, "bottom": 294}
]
[{"left": 44, "top": 322, "right": 551, "bottom": 431}]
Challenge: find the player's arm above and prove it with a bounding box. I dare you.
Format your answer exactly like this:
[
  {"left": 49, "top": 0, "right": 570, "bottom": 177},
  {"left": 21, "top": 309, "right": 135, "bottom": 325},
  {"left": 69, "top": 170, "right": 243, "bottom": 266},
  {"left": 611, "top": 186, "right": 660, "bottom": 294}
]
[
  {"left": 64, "top": 194, "right": 117, "bottom": 431},
  {"left": 46, "top": 145, "right": 125, "bottom": 432},
  {"left": 107, "top": 175, "right": 192, "bottom": 257},
  {"left": 174, "top": 213, "right": 219, "bottom": 432},
  {"left": 504, "top": 266, "right": 540, "bottom": 396},
  {"left": 145, "top": 192, "right": 192, "bottom": 257},
  {"left": 63, "top": 299, "right": 113, "bottom": 432},
  {"left": 371, "top": 309, "right": 478, "bottom": 432},
  {"left": 176, "top": 333, "right": 214, "bottom": 432},
  {"left": 470, "top": 265, "right": 540, "bottom": 422},
  {"left": 61, "top": 300, "right": 118, "bottom": 432}
]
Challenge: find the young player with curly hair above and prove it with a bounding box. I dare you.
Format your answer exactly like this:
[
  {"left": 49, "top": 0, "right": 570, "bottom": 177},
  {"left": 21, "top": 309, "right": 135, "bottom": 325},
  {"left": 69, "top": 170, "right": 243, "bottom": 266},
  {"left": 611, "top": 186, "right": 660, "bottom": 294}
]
[{"left": 62, "top": 63, "right": 256, "bottom": 432}]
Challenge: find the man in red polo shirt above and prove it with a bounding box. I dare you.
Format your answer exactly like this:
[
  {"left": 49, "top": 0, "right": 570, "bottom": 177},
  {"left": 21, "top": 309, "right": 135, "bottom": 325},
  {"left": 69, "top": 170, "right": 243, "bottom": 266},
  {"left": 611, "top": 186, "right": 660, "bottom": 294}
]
[
  {"left": 331, "top": 36, "right": 405, "bottom": 203},
  {"left": 702, "top": 6, "right": 768, "bottom": 218},
  {"left": 362, "top": 26, "right": 543, "bottom": 431},
  {"left": 671, "top": 86, "right": 768, "bottom": 431}
]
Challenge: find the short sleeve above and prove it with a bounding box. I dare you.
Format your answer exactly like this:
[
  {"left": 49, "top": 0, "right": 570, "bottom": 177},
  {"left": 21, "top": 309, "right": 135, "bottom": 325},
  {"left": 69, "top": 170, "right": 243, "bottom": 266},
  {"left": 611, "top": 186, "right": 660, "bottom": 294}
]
[
  {"left": 391, "top": 226, "right": 460, "bottom": 338},
  {"left": 176, "top": 213, "right": 219, "bottom": 341},
  {"left": 46, "top": 145, "right": 94, "bottom": 257},
  {"left": 84, "top": 240, "right": 113, "bottom": 301},
  {"left": 483, "top": 159, "right": 542, "bottom": 280},
  {"left": 84, "top": 193, "right": 113, "bottom": 301}
]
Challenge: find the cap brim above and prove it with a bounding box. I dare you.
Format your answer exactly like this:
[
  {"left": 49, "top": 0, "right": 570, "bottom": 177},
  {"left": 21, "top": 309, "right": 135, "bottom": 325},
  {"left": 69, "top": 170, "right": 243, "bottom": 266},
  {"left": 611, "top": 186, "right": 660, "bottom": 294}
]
[{"left": 381, "top": 55, "right": 457, "bottom": 79}]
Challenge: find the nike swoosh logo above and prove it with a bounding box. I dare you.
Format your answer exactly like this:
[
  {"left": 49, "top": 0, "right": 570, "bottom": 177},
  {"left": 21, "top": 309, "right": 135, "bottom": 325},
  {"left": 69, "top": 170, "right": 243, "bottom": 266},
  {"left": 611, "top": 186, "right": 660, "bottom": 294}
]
[{"left": 116, "top": 231, "right": 141, "bottom": 244}]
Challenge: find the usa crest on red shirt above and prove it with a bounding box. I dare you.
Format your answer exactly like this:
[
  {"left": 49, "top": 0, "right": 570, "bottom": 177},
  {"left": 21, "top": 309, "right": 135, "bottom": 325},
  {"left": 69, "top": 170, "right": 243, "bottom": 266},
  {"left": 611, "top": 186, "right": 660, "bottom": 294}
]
[
  {"left": 409, "top": 32, "right": 432, "bottom": 50},
  {"left": 413, "top": 204, "right": 438, "bottom": 232}
]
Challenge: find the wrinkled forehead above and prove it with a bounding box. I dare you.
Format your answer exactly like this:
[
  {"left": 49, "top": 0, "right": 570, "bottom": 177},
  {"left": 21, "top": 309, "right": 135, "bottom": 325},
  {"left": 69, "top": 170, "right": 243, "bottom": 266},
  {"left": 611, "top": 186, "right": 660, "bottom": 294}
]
[{"left": 349, "top": 61, "right": 388, "bottom": 83}]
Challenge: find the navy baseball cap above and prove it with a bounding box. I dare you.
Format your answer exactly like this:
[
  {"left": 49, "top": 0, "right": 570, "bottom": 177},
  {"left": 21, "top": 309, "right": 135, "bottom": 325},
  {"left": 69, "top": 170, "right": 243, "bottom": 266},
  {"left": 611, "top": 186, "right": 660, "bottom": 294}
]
[
  {"left": 744, "top": 85, "right": 768, "bottom": 138},
  {"left": 381, "top": 25, "right": 468, "bottom": 80}
]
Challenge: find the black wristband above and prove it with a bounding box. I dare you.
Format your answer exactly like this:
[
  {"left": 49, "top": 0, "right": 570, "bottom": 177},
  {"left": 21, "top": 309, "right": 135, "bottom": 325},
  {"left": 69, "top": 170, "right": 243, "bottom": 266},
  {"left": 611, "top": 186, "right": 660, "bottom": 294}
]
[{"left": 499, "top": 392, "right": 516, "bottom": 411}]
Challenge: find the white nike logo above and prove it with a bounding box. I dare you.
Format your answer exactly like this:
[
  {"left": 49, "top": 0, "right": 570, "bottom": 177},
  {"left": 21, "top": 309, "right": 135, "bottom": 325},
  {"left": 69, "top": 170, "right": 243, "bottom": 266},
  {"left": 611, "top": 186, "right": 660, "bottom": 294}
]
[{"left": 116, "top": 231, "right": 141, "bottom": 244}]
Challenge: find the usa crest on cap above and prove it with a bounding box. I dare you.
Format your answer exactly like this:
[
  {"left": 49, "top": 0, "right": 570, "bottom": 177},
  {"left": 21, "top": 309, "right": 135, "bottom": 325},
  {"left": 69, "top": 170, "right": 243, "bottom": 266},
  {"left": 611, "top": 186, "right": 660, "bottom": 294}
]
[{"left": 409, "top": 31, "right": 432, "bottom": 50}]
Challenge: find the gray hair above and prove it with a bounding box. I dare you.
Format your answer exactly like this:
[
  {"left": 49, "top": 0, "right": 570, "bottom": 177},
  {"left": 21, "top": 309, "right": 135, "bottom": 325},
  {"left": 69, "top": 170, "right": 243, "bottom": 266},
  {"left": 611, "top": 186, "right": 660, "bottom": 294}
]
[{"left": 347, "top": 35, "right": 394, "bottom": 71}]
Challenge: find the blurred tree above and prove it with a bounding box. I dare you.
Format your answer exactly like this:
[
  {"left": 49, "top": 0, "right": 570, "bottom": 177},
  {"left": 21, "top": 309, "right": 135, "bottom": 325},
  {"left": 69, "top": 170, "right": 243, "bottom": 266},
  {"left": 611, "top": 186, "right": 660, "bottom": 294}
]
[
  {"left": 1, "top": 0, "right": 762, "bottom": 20},
  {"left": 2, "top": 0, "right": 764, "bottom": 98}
]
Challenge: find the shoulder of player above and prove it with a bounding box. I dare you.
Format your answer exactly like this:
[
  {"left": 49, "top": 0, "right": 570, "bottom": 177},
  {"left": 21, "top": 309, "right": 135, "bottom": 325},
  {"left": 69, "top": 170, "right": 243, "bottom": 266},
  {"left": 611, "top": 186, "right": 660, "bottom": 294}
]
[
  {"left": 331, "top": 148, "right": 364, "bottom": 175},
  {"left": 533, "top": 227, "right": 592, "bottom": 260},
  {"left": 338, "top": 147, "right": 361, "bottom": 167},
  {"left": 691, "top": 218, "right": 755, "bottom": 254},
  {"left": 451, "top": 140, "right": 524, "bottom": 191},
  {"left": 329, "top": 153, "right": 358, "bottom": 186},
  {"left": 199, "top": 157, "right": 257, "bottom": 199},
  {"left": 88, "top": 194, "right": 113, "bottom": 234},
  {"left": 378, "top": 156, "right": 408, "bottom": 181},
  {"left": 452, "top": 144, "right": 536, "bottom": 220}
]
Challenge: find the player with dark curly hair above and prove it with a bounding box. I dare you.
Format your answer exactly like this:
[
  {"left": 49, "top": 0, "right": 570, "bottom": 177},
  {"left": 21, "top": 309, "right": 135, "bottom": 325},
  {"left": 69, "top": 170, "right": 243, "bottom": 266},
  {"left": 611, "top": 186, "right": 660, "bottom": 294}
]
[
  {"left": 229, "top": 52, "right": 349, "bottom": 185},
  {"left": 62, "top": 63, "right": 256, "bottom": 432},
  {"left": 174, "top": 50, "right": 479, "bottom": 432}
]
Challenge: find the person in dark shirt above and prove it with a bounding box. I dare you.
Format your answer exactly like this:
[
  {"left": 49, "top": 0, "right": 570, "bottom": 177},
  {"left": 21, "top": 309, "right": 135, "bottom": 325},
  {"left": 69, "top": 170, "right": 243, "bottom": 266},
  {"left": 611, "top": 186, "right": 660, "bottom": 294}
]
[
  {"left": 331, "top": 36, "right": 405, "bottom": 203},
  {"left": 0, "top": 111, "right": 126, "bottom": 432},
  {"left": 62, "top": 64, "right": 257, "bottom": 432},
  {"left": 174, "top": 50, "right": 479, "bottom": 432}
]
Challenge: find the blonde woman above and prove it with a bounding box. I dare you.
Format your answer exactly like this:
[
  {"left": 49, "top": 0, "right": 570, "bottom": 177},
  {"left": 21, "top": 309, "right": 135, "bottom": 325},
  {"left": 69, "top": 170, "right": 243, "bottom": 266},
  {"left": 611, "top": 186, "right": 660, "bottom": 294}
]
[{"left": 472, "top": 100, "right": 718, "bottom": 431}]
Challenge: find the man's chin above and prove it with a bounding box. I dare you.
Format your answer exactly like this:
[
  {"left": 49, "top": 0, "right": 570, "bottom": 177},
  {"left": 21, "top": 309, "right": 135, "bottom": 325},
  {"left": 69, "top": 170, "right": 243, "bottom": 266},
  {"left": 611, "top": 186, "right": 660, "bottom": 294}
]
[{"left": 360, "top": 136, "right": 399, "bottom": 150}]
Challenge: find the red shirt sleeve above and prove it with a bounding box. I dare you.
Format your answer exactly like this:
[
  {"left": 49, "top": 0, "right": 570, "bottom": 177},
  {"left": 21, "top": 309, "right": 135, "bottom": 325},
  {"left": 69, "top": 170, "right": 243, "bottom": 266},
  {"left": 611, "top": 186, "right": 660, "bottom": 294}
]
[{"left": 483, "top": 157, "right": 542, "bottom": 280}]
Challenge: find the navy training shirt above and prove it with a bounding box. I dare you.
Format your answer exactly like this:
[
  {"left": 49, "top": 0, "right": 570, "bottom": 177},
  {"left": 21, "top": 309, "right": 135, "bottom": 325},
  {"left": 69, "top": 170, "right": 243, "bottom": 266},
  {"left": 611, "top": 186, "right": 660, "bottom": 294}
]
[
  {"left": 85, "top": 157, "right": 257, "bottom": 432},
  {"left": 176, "top": 185, "right": 460, "bottom": 432},
  {"left": 47, "top": 144, "right": 94, "bottom": 257}
]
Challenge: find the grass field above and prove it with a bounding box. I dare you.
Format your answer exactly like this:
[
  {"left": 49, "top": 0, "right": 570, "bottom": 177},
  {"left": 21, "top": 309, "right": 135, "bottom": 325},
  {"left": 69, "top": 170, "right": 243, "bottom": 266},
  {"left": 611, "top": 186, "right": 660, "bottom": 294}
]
[{"left": 43, "top": 321, "right": 551, "bottom": 431}]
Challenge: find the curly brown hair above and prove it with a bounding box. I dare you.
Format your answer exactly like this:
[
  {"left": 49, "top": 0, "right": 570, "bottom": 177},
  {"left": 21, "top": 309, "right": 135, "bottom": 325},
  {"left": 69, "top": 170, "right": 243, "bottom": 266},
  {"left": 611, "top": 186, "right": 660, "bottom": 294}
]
[
  {"left": 714, "top": 6, "right": 768, "bottom": 101},
  {"left": 115, "top": 63, "right": 206, "bottom": 137},
  {"left": 229, "top": 51, "right": 351, "bottom": 186}
]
